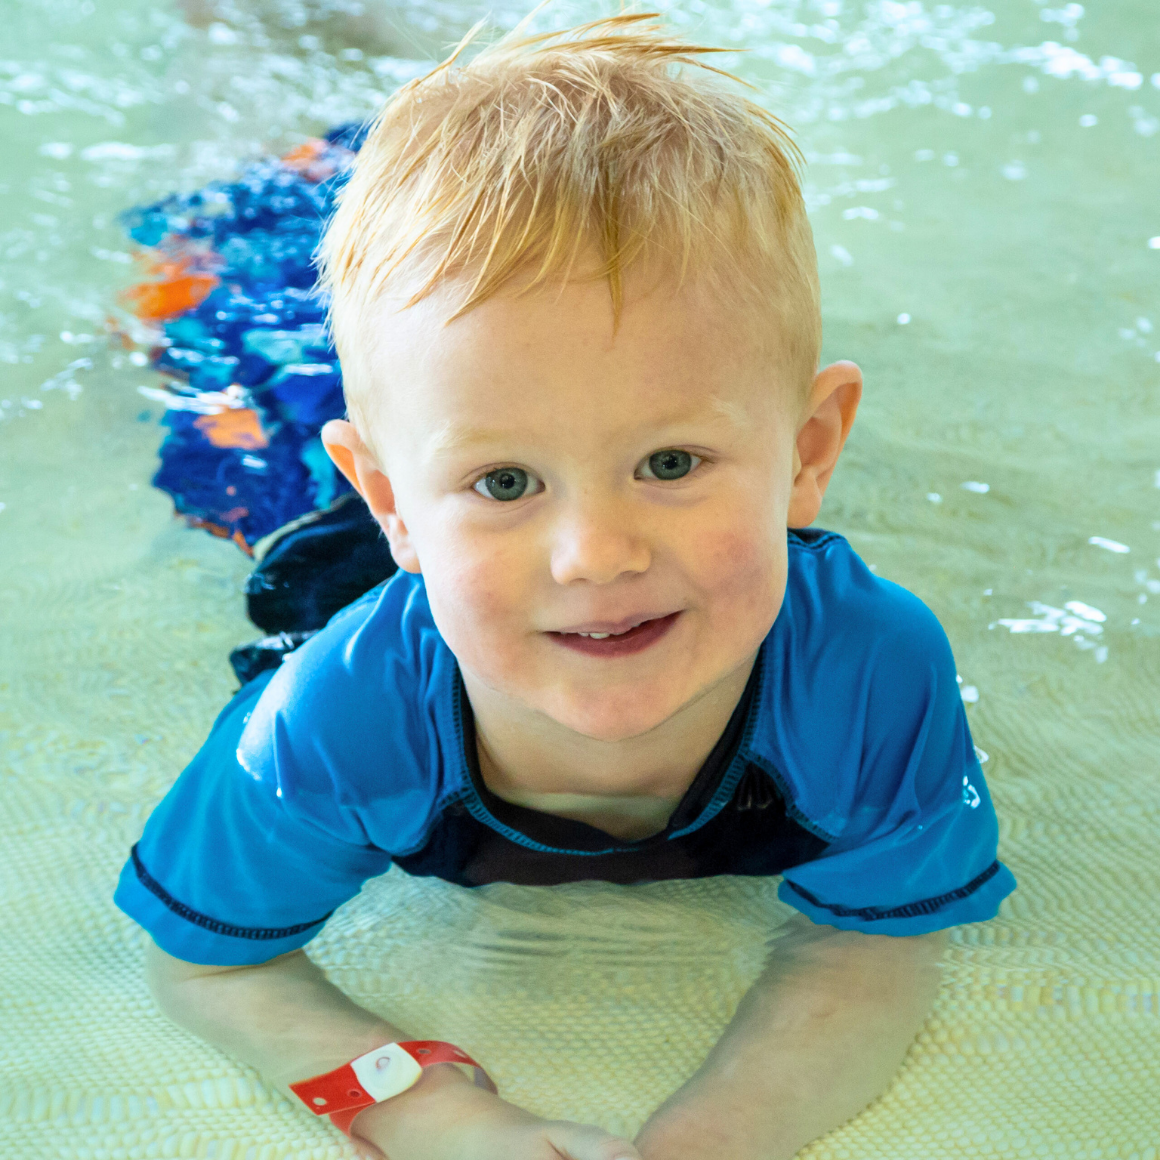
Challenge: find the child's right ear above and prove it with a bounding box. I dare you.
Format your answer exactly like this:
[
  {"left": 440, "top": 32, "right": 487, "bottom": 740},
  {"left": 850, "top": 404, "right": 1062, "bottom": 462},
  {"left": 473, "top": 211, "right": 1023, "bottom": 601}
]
[{"left": 321, "top": 419, "right": 422, "bottom": 574}]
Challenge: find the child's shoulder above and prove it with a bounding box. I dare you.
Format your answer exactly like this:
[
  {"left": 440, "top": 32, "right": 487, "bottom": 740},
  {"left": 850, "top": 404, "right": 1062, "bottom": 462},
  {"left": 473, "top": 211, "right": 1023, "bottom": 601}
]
[
  {"left": 278, "top": 566, "right": 446, "bottom": 681},
  {"left": 782, "top": 526, "right": 951, "bottom": 665},
  {"left": 757, "top": 529, "right": 967, "bottom": 840},
  {"left": 234, "top": 570, "right": 460, "bottom": 818}
]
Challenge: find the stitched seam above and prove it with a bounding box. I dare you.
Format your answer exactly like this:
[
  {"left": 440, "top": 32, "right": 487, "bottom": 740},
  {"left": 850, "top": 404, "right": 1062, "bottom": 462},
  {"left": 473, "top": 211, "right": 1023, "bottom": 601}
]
[
  {"left": 741, "top": 751, "right": 837, "bottom": 842},
  {"left": 736, "top": 636, "right": 837, "bottom": 844},
  {"left": 453, "top": 787, "right": 632, "bottom": 856},
  {"left": 785, "top": 859, "right": 1002, "bottom": 920},
  {"left": 668, "top": 648, "right": 769, "bottom": 840},
  {"left": 131, "top": 845, "right": 332, "bottom": 940},
  {"left": 449, "top": 674, "right": 626, "bottom": 856},
  {"left": 665, "top": 751, "right": 751, "bottom": 840},
  {"left": 787, "top": 529, "right": 843, "bottom": 553}
]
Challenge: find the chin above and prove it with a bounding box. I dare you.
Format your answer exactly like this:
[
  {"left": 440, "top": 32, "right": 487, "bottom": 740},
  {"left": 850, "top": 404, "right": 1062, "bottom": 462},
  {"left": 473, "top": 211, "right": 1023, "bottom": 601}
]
[{"left": 539, "top": 685, "right": 682, "bottom": 743}]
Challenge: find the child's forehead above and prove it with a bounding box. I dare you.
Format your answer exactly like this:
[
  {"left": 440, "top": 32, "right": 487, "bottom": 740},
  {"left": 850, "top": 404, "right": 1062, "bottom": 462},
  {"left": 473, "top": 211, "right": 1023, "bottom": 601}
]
[
  {"left": 365, "top": 268, "right": 778, "bottom": 382},
  {"left": 356, "top": 276, "right": 786, "bottom": 448}
]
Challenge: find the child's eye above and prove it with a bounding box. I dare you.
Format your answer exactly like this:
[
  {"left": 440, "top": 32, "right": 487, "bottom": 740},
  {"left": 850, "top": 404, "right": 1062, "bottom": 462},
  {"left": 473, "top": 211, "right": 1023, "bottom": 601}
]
[
  {"left": 472, "top": 467, "right": 542, "bottom": 501},
  {"left": 637, "top": 449, "right": 701, "bottom": 481}
]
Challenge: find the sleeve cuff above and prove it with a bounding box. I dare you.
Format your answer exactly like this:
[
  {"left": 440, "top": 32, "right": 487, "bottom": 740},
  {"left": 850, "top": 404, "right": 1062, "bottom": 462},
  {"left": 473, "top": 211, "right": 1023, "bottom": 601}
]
[
  {"left": 114, "top": 848, "right": 332, "bottom": 966},
  {"left": 778, "top": 860, "right": 1017, "bottom": 936}
]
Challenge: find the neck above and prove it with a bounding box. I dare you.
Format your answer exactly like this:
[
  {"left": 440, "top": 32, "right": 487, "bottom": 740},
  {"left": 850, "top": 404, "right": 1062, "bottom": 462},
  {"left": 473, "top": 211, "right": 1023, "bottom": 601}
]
[{"left": 463, "top": 652, "right": 758, "bottom": 802}]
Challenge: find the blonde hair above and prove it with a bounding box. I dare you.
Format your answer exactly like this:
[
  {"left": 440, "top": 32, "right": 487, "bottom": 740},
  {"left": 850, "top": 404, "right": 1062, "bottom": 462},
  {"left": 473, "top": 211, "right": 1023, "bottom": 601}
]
[{"left": 318, "top": 13, "right": 821, "bottom": 443}]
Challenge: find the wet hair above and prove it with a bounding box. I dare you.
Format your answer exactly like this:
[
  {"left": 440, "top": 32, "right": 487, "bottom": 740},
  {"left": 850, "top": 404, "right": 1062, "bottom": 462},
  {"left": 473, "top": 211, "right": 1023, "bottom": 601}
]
[{"left": 317, "top": 13, "right": 821, "bottom": 451}]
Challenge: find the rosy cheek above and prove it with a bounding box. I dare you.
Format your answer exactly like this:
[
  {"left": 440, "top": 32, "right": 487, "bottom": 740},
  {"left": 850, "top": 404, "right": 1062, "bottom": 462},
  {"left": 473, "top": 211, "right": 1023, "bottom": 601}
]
[
  {"left": 688, "top": 525, "right": 786, "bottom": 624},
  {"left": 425, "top": 543, "right": 534, "bottom": 673},
  {"left": 696, "top": 528, "right": 766, "bottom": 586}
]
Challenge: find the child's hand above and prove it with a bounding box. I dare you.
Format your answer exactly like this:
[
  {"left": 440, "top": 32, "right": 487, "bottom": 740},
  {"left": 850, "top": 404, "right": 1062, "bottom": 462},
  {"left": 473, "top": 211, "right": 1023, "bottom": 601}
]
[{"left": 355, "top": 1070, "right": 642, "bottom": 1160}]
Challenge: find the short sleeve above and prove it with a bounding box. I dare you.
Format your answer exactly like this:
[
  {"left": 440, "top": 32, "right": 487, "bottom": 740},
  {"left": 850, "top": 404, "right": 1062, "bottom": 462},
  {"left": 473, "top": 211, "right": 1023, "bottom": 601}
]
[
  {"left": 770, "top": 560, "right": 1016, "bottom": 936},
  {"left": 113, "top": 673, "right": 392, "bottom": 965},
  {"left": 777, "top": 779, "right": 1016, "bottom": 936}
]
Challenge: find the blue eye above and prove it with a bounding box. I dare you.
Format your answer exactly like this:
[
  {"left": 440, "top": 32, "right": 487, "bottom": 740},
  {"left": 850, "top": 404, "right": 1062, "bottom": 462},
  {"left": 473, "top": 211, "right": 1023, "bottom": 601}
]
[
  {"left": 640, "top": 449, "right": 699, "bottom": 481},
  {"left": 474, "top": 467, "right": 532, "bottom": 501}
]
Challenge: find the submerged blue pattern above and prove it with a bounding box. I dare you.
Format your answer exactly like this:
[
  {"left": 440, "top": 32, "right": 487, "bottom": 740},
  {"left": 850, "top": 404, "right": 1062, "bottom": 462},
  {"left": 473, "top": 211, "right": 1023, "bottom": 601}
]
[{"left": 122, "top": 124, "right": 369, "bottom": 546}]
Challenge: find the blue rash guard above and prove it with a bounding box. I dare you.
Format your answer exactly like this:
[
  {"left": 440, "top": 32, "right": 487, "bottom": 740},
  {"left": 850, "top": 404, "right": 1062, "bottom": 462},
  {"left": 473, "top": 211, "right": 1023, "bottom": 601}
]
[{"left": 115, "top": 528, "right": 1016, "bottom": 966}]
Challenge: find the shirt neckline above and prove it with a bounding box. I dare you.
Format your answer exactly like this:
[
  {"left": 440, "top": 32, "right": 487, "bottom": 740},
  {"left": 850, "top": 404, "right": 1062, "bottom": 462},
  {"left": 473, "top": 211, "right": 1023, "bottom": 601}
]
[{"left": 455, "top": 658, "right": 762, "bottom": 853}]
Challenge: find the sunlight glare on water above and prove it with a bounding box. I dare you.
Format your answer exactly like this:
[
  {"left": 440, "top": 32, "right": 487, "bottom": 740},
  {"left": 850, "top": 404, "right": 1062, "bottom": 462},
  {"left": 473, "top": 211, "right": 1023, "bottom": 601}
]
[{"left": 1, "top": 0, "right": 1158, "bottom": 1156}]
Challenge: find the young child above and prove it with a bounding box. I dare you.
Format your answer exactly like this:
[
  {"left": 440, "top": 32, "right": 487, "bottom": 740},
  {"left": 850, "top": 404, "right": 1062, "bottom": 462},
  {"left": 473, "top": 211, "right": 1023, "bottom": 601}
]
[{"left": 115, "top": 16, "right": 1015, "bottom": 1160}]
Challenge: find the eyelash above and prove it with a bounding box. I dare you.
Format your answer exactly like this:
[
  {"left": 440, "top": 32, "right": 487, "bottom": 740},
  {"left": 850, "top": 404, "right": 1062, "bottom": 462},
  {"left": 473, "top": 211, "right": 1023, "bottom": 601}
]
[
  {"left": 471, "top": 466, "right": 544, "bottom": 501},
  {"left": 636, "top": 451, "right": 705, "bottom": 481},
  {"left": 468, "top": 450, "right": 708, "bottom": 499}
]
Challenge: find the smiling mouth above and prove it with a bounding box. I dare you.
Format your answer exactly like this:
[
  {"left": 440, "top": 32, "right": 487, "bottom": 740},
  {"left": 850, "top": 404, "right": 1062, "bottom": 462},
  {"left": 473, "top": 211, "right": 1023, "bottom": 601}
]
[{"left": 547, "top": 612, "right": 681, "bottom": 657}]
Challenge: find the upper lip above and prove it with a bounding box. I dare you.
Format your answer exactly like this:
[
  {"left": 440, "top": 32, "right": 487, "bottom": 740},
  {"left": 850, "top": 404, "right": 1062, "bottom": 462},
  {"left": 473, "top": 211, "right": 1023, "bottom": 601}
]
[{"left": 548, "top": 612, "right": 679, "bottom": 635}]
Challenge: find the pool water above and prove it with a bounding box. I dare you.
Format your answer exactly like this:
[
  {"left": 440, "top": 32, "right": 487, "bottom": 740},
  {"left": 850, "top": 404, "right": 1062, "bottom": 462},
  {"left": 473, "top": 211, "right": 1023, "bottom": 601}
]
[{"left": 1, "top": 1, "right": 1158, "bottom": 1157}]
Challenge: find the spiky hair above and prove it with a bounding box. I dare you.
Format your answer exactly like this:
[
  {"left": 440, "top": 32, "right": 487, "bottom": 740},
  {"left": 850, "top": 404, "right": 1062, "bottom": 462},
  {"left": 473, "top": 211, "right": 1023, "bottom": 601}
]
[{"left": 318, "top": 13, "right": 821, "bottom": 443}]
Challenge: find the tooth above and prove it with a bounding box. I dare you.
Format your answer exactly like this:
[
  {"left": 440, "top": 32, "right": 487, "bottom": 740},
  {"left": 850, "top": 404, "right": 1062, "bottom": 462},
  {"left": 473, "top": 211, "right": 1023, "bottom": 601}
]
[{"left": 588, "top": 632, "right": 611, "bottom": 639}]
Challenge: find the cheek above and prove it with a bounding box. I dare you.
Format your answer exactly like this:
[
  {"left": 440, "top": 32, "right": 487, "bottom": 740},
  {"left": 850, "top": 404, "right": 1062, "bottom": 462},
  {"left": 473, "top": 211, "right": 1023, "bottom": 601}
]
[
  {"left": 420, "top": 534, "right": 536, "bottom": 672},
  {"left": 687, "top": 521, "right": 787, "bottom": 619}
]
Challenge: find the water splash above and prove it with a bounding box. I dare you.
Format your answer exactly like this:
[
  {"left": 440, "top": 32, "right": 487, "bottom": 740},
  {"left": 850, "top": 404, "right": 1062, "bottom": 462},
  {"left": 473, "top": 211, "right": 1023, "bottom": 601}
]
[{"left": 991, "top": 600, "right": 1110, "bottom": 662}]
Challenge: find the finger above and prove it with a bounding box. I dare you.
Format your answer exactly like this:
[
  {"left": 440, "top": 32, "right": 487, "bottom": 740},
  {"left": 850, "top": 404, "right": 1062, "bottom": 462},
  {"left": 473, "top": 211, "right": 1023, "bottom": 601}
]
[{"left": 545, "top": 1122, "right": 643, "bottom": 1160}]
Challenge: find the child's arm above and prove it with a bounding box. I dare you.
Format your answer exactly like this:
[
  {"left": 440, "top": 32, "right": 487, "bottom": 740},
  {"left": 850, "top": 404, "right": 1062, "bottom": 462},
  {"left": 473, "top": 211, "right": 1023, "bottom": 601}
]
[
  {"left": 633, "top": 915, "right": 947, "bottom": 1160},
  {"left": 145, "top": 940, "right": 642, "bottom": 1160},
  {"left": 144, "top": 940, "right": 410, "bottom": 1095}
]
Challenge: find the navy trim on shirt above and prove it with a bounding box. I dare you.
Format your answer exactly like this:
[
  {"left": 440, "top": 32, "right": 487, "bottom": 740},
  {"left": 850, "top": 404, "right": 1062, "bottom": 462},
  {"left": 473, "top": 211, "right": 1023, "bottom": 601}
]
[
  {"left": 787, "top": 526, "right": 843, "bottom": 551},
  {"left": 130, "top": 844, "right": 334, "bottom": 940},
  {"left": 741, "top": 751, "right": 837, "bottom": 844},
  {"left": 458, "top": 655, "right": 762, "bottom": 854},
  {"left": 392, "top": 660, "right": 832, "bottom": 888},
  {"left": 784, "top": 859, "right": 1002, "bottom": 921}
]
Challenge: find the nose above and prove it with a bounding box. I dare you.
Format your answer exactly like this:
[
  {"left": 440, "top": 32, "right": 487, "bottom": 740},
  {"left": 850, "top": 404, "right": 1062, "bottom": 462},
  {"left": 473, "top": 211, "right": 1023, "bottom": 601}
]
[{"left": 549, "top": 495, "right": 651, "bottom": 586}]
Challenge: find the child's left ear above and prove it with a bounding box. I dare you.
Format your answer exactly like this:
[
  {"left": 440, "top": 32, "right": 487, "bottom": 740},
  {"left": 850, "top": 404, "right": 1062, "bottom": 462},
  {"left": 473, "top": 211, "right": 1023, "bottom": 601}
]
[{"left": 787, "top": 360, "right": 863, "bottom": 529}]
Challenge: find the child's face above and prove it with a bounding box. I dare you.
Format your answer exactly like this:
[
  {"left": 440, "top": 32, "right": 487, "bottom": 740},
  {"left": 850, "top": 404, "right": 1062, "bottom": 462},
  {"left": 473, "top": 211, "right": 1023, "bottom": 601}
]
[{"left": 329, "top": 272, "right": 857, "bottom": 743}]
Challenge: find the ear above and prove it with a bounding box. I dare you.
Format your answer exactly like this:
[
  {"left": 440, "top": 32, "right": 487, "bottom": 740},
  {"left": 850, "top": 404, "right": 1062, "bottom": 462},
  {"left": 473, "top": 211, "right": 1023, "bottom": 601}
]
[
  {"left": 786, "top": 360, "right": 863, "bottom": 529},
  {"left": 321, "top": 419, "right": 422, "bottom": 574}
]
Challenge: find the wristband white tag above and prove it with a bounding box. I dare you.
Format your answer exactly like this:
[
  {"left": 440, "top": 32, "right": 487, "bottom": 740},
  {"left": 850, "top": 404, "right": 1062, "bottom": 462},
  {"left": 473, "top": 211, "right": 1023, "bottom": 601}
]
[
  {"left": 350, "top": 1041, "right": 423, "bottom": 1102},
  {"left": 290, "top": 1038, "right": 496, "bottom": 1134}
]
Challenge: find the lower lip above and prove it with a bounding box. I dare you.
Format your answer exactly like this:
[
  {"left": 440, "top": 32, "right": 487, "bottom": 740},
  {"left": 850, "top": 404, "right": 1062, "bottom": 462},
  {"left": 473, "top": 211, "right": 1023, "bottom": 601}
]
[{"left": 548, "top": 612, "right": 681, "bottom": 658}]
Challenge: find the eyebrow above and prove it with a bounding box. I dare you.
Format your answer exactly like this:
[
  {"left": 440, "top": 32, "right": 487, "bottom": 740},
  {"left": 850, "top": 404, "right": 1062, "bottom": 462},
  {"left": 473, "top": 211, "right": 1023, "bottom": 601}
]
[
  {"left": 422, "top": 422, "right": 515, "bottom": 461},
  {"left": 423, "top": 397, "right": 749, "bottom": 462},
  {"left": 706, "top": 396, "right": 750, "bottom": 428}
]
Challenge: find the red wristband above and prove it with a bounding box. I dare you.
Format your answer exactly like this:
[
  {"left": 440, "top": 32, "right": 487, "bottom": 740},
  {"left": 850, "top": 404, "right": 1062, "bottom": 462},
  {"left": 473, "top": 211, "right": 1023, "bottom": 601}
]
[{"left": 290, "top": 1041, "right": 497, "bottom": 1136}]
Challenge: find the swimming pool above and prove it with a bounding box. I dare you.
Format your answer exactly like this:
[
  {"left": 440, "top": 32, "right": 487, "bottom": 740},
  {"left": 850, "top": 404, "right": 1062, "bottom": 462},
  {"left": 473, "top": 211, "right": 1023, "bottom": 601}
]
[{"left": 1, "top": 1, "right": 1157, "bottom": 1157}]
